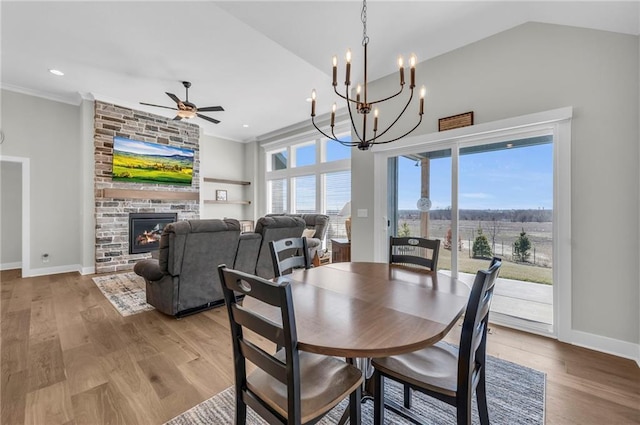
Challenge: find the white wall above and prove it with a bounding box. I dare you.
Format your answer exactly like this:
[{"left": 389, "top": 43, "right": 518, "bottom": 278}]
[
  {"left": 0, "top": 161, "right": 22, "bottom": 267},
  {"left": 199, "top": 133, "right": 251, "bottom": 221},
  {"left": 351, "top": 23, "right": 639, "bottom": 346},
  {"left": 0, "top": 89, "right": 83, "bottom": 275}
]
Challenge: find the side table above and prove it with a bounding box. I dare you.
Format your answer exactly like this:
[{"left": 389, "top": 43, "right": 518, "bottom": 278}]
[{"left": 331, "top": 238, "right": 351, "bottom": 263}]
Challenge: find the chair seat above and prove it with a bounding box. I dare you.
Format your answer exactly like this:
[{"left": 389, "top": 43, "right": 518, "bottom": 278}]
[
  {"left": 372, "top": 341, "right": 458, "bottom": 397},
  {"left": 247, "top": 350, "right": 363, "bottom": 423}
]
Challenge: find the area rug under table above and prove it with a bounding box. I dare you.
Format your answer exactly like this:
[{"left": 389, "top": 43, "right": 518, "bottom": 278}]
[
  {"left": 92, "top": 272, "right": 154, "bottom": 317},
  {"left": 166, "top": 354, "right": 545, "bottom": 424}
]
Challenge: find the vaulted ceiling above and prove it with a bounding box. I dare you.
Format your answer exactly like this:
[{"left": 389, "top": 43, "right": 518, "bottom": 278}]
[{"left": 2, "top": 1, "right": 638, "bottom": 142}]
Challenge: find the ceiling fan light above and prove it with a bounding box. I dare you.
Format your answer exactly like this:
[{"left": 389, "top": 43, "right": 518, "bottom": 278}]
[{"left": 177, "top": 109, "right": 196, "bottom": 119}]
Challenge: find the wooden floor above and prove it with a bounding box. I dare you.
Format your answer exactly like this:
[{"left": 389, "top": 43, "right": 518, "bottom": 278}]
[{"left": 2, "top": 269, "right": 639, "bottom": 425}]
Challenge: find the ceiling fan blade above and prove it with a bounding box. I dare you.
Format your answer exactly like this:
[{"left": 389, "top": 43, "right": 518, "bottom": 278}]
[
  {"left": 140, "top": 102, "right": 178, "bottom": 111},
  {"left": 197, "top": 106, "right": 225, "bottom": 112},
  {"left": 196, "top": 113, "right": 220, "bottom": 124},
  {"left": 173, "top": 115, "right": 182, "bottom": 121},
  {"left": 166, "top": 92, "right": 182, "bottom": 105}
]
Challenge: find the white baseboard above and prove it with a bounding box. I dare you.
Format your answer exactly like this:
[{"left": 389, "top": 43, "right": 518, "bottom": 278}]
[
  {"left": 571, "top": 329, "right": 640, "bottom": 367},
  {"left": 1, "top": 261, "right": 22, "bottom": 271},
  {"left": 23, "top": 264, "right": 83, "bottom": 278},
  {"left": 80, "top": 265, "right": 95, "bottom": 275}
]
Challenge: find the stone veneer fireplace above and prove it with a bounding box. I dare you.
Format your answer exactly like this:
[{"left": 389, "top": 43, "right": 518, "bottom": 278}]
[{"left": 93, "top": 101, "right": 200, "bottom": 273}]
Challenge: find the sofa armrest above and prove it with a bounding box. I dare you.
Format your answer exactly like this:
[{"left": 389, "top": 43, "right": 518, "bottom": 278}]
[
  {"left": 133, "top": 259, "right": 165, "bottom": 282},
  {"left": 234, "top": 233, "right": 262, "bottom": 274}
]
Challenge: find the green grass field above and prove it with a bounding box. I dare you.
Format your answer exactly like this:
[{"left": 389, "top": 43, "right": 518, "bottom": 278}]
[
  {"left": 400, "top": 218, "right": 553, "bottom": 285},
  {"left": 112, "top": 151, "right": 193, "bottom": 185}
]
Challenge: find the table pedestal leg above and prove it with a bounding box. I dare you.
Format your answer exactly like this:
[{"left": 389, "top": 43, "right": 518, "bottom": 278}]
[{"left": 338, "top": 358, "right": 374, "bottom": 425}]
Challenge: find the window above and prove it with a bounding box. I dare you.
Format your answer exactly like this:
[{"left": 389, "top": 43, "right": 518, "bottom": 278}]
[
  {"left": 264, "top": 132, "right": 351, "bottom": 250},
  {"left": 324, "top": 171, "right": 351, "bottom": 240},
  {"left": 293, "top": 175, "right": 316, "bottom": 213},
  {"left": 323, "top": 137, "right": 351, "bottom": 162},
  {"left": 269, "top": 149, "right": 287, "bottom": 171},
  {"left": 294, "top": 143, "right": 316, "bottom": 167},
  {"left": 268, "top": 179, "right": 287, "bottom": 213}
]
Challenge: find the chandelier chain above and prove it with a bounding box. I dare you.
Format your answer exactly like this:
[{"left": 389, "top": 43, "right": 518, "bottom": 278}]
[{"left": 361, "top": 0, "right": 369, "bottom": 46}]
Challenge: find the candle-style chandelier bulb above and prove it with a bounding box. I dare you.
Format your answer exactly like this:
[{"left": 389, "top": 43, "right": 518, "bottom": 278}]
[{"left": 310, "top": 0, "right": 424, "bottom": 150}]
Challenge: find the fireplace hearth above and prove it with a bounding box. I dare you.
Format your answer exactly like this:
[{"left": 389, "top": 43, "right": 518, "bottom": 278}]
[{"left": 129, "top": 213, "right": 177, "bottom": 254}]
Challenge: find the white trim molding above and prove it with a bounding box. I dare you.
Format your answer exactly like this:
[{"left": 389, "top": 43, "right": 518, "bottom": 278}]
[
  {"left": 571, "top": 330, "right": 640, "bottom": 366},
  {"left": 0, "top": 156, "right": 31, "bottom": 277},
  {"left": 27, "top": 264, "right": 84, "bottom": 278},
  {"left": 0, "top": 262, "right": 22, "bottom": 271}
]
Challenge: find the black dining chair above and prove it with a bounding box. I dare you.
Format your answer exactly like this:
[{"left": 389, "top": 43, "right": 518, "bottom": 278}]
[
  {"left": 218, "top": 265, "right": 363, "bottom": 425},
  {"left": 270, "top": 237, "right": 312, "bottom": 277},
  {"left": 372, "top": 257, "right": 502, "bottom": 425},
  {"left": 389, "top": 236, "right": 441, "bottom": 271}
]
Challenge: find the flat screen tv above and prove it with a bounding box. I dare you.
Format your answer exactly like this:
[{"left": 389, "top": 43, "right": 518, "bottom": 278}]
[{"left": 112, "top": 136, "right": 194, "bottom": 186}]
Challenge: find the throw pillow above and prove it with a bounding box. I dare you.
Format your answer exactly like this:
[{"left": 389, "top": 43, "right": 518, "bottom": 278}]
[{"left": 302, "top": 228, "right": 316, "bottom": 239}]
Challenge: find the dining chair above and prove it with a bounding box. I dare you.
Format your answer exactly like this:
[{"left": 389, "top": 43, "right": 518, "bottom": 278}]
[
  {"left": 371, "top": 257, "right": 502, "bottom": 425},
  {"left": 269, "top": 237, "right": 312, "bottom": 277},
  {"left": 389, "top": 236, "right": 441, "bottom": 271},
  {"left": 217, "top": 265, "right": 363, "bottom": 425}
]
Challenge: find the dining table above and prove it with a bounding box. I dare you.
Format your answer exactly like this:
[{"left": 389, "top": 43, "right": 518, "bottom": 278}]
[{"left": 242, "top": 261, "right": 470, "bottom": 359}]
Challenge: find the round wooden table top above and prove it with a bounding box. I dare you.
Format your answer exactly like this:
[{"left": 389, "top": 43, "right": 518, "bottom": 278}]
[{"left": 242, "top": 262, "right": 470, "bottom": 358}]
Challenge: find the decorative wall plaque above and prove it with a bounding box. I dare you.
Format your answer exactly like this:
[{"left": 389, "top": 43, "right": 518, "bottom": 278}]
[{"left": 438, "top": 111, "right": 474, "bottom": 131}]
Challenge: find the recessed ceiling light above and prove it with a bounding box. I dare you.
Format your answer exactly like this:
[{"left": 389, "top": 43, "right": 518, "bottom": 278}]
[
  {"left": 49, "top": 69, "right": 64, "bottom": 76},
  {"left": 242, "top": 124, "right": 250, "bottom": 128}
]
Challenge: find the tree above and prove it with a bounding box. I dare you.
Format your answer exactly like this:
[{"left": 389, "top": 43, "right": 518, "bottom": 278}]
[
  {"left": 472, "top": 226, "right": 492, "bottom": 258},
  {"left": 488, "top": 217, "right": 502, "bottom": 253},
  {"left": 513, "top": 228, "right": 531, "bottom": 262},
  {"left": 398, "top": 222, "right": 411, "bottom": 237}
]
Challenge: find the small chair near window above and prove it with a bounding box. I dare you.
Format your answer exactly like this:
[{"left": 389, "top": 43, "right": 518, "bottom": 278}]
[
  {"left": 218, "top": 265, "right": 363, "bottom": 425},
  {"left": 389, "top": 236, "right": 441, "bottom": 271},
  {"left": 371, "top": 257, "right": 502, "bottom": 425},
  {"left": 270, "top": 237, "right": 311, "bottom": 277}
]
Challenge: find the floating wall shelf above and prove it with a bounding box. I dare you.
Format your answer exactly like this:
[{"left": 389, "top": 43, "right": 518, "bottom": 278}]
[
  {"left": 202, "top": 177, "right": 252, "bottom": 205},
  {"left": 203, "top": 177, "right": 251, "bottom": 186},
  {"left": 203, "top": 200, "right": 251, "bottom": 205}
]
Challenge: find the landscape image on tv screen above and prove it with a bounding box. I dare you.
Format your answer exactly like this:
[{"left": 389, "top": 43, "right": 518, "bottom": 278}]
[{"left": 112, "top": 136, "right": 194, "bottom": 186}]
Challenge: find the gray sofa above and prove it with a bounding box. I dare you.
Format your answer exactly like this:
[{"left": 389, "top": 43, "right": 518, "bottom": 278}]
[
  {"left": 133, "top": 215, "right": 328, "bottom": 316},
  {"left": 133, "top": 218, "right": 261, "bottom": 316},
  {"left": 254, "top": 215, "right": 307, "bottom": 279},
  {"left": 265, "top": 213, "right": 330, "bottom": 260}
]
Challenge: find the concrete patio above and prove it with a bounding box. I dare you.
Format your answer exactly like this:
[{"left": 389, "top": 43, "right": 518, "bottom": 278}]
[{"left": 450, "top": 272, "right": 553, "bottom": 325}]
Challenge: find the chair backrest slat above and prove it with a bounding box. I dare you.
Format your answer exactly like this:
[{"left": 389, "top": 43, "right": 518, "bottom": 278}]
[
  {"left": 270, "top": 237, "right": 311, "bottom": 277},
  {"left": 457, "top": 257, "right": 502, "bottom": 401},
  {"left": 239, "top": 339, "right": 288, "bottom": 384},
  {"left": 389, "top": 236, "right": 441, "bottom": 271},
  {"left": 232, "top": 304, "right": 286, "bottom": 347}
]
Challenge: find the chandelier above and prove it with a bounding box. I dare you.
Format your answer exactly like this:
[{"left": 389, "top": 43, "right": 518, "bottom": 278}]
[{"left": 310, "top": 0, "right": 425, "bottom": 151}]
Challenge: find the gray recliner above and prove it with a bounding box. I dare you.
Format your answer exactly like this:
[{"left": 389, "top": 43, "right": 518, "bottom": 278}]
[
  {"left": 133, "top": 218, "right": 259, "bottom": 316},
  {"left": 254, "top": 215, "right": 307, "bottom": 279},
  {"left": 266, "top": 213, "right": 330, "bottom": 260}
]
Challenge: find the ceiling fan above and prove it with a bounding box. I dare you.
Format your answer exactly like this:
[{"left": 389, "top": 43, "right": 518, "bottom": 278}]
[{"left": 140, "top": 81, "right": 224, "bottom": 124}]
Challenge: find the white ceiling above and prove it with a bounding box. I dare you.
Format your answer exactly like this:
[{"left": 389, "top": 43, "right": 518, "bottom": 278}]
[{"left": 2, "top": 1, "right": 638, "bottom": 143}]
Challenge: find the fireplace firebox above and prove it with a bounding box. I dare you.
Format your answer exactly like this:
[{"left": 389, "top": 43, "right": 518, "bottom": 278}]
[{"left": 129, "top": 213, "right": 177, "bottom": 254}]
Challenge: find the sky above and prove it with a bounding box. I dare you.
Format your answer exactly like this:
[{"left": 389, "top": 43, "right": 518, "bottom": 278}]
[
  {"left": 398, "top": 142, "right": 553, "bottom": 210},
  {"left": 113, "top": 136, "right": 194, "bottom": 157}
]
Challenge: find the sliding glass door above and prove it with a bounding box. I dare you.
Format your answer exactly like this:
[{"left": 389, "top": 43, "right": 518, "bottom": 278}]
[{"left": 389, "top": 135, "right": 554, "bottom": 330}]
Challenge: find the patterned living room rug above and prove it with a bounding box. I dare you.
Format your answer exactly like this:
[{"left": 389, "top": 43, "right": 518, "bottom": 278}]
[
  {"left": 166, "top": 354, "right": 545, "bottom": 424},
  {"left": 92, "top": 272, "right": 154, "bottom": 317}
]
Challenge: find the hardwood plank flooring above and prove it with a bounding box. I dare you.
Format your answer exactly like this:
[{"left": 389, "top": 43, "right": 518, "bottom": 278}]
[{"left": 1, "top": 270, "right": 639, "bottom": 424}]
